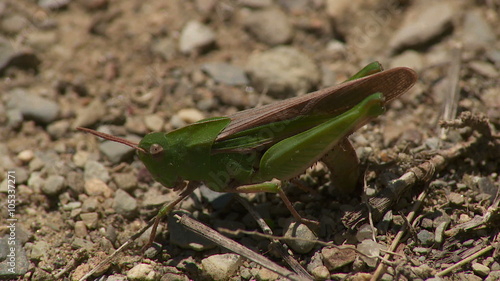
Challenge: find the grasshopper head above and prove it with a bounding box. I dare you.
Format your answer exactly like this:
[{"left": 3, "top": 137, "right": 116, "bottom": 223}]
[{"left": 77, "top": 128, "right": 177, "bottom": 187}]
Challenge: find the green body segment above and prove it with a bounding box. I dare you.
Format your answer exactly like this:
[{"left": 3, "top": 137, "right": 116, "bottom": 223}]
[{"left": 137, "top": 93, "right": 386, "bottom": 192}]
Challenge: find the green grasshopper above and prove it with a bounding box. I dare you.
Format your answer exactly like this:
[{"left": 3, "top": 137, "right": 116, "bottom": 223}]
[{"left": 78, "top": 62, "right": 417, "bottom": 246}]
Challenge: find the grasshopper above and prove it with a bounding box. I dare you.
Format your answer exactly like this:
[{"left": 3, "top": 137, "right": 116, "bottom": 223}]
[{"left": 78, "top": 62, "right": 417, "bottom": 246}]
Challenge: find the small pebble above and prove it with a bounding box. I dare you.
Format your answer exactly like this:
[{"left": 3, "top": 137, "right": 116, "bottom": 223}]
[
  {"left": 469, "top": 61, "right": 499, "bottom": 79},
  {"left": 41, "top": 175, "right": 65, "bottom": 196},
  {"left": 1, "top": 15, "right": 29, "bottom": 34},
  {"left": 72, "top": 151, "right": 90, "bottom": 168},
  {"left": 462, "top": 10, "right": 496, "bottom": 48},
  {"left": 283, "top": 221, "right": 317, "bottom": 254},
  {"left": 178, "top": 20, "right": 215, "bottom": 54},
  {"left": 448, "top": 192, "right": 465, "bottom": 205},
  {"left": 201, "top": 62, "right": 249, "bottom": 85},
  {"left": 151, "top": 37, "right": 177, "bottom": 61},
  {"left": 84, "top": 178, "right": 113, "bottom": 198},
  {"left": 74, "top": 221, "right": 88, "bottom": 238},
  {"left": 17, "top": 150, "right": 34, "bottom": 163},
  {"left": 73, "top": 99, "right": 106, "bottom": 128},
  {"left": 81, "top": 197, "right": 99, "bottom": 212},
  {"left": 127, "top": 263, "right": 157, "bottom": 281},
  {"left": 201, "top": 253, "right": 242, "bottom": 281},
  {"left": 246, "top": 46, "right": 320, "bottom": 98},
  {"left": 176, "top": 108, "right": 205, "bottom": 123},
  {"left": 242, "top": 8, "right": 292, "bottom": 46},
  {"left": 80, "top": 212, "right": 99, "bottom": 229},
  {"left": 113, "top": 189, "right": 138, "bottom": 219},
  {"left": 417, "top": 229, "right": 435, "bottom": 246},
  {"left": 84, "top": 160, "right": 110, "bottom": 182},
  {"left": 321, "top": 246, "right": 356, "bottom": 270},
  {"left": 144, "top": 114, "right": 164, "bottom": 132},
  {"left": 357, "top": 239, "right": 382, "bottom": 268},
  {"left": 30, "top": 241, "right": 49, "bottom": 260},
  {"left": 46, "top": 120, "right": 70, "bottom": 138},
  {"left": 112, "top": 173, "right": 138, "bottom": 192},
  {"left": 472, "top": 263, "right": 490, "bottom": 277},
  {"left": 7, "top": 89, "right": 59, "bottom": 124},
  {"left": 99, "top": 136, "right": 140, "bottom": 164},
  {"left": 311, "top": 265, "right": 329, "bottom": 280},
  {"left": 355, "top": 224, "right": 376, "bottom": 242},
  {"left": 256, "top": 267, "right": 279, "bottom": 281},
  {"left": 389, "top": 2, "right": 455, "bottom": 51}
]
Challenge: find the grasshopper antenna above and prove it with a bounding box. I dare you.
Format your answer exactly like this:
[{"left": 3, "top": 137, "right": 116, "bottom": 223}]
[{"left": 77, "top": 127, "right": 147, "bottom": 154}]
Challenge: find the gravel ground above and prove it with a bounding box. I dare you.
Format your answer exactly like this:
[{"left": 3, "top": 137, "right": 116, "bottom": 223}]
[{"left": 0, "top": 1, "right": 499, "bottom": 280}]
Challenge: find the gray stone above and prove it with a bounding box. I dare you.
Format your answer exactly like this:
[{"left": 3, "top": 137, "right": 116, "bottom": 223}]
[
  {"left": 6, "top": 109, "right": 22, "bottom": 128},
  {"left": 242, "top": 8, "right": 292, "bottom": 46},
  {"left": 322, "top": 246, "right": 356, "bottom": 270},
  {"left": 46, "top": 120, "right": 70, "bottom": 139},
  {"left": 462, "top": 10, "right": 496, "bottom": 48},
  {"left": 472, "top": 263, "right": 490, "bottom": 277},
  {"left": 469, "top": 61, "right": 498, "bottom": 79},
  {"left": 282, "top": 221, "right": 316, "bottom": 254},
  {"left": 81, "top": 197, "right": 99, "bottom": 212},
  {"left": 41, "top": 174, "right": 65, "bottom": 196},
  {"left": 389, "top": 2, "right": 455, "bottom": 51},
  {"left": 246, "top": 46, "right": 320, "bottom": 98},
  {"left": 74, "top": 221, "right": 88, "bottom": 238},
  {"left": 113, "top": 189, "right": 138, "bottom": 219},
  {"left": 71, "top": 237, "right": 94, "bottom": 250},
  {"left": 80, "top": 212, "right": 99, "bottom": 229},
  {"left": 390, "top": 50, "right": 424, "bottom": 72},
  {"left": 355, "top": 224, "right": 377, "bottom": 242},
  {"left": 7, "top": 89, "right": 59, "bottom": 124},
  {"left": 0, "top": 237, "right": 29, "bottom": 276},
  {"left": 73, "top": 99, "right": 106, "bottom": 128},
  {"left": 255, "top": 268, "right": 279, "bottom": 281},
  {"left": 144, "top": 114, "right": 164, "bottom": 132},
  {"left": 201, "top": 62, "right": 249, "bottom": 85},
  {"left": 38, "top": 0, "right": 71, "bottom": 9},
  {"left": 417, "top": 229, "right": 434, "bottom": 246},
  {"left": 30, "top": 241, "right": 49, "bottom": 260},
  {"left": 311, "top": 265, "right": 329, "bottom": 280},
  {"left": 486, "top": 270, "right": 500, "bottom": 281},
  {"left": 201, "top": 253, "right": 242, "bottom": 281},
  {"left": 357, "top": 239, "right": 382, "bottom": 268},
  {"left": 199, "top": 185, "right": 233, "bottom": 210},
  {"left": 179, "top": 21, "right": 215, "bottom": 54},
  {"left": 0, "top": 37, "right": 40, "bottom": 74},
  {"left": 1, "top": 15, "right": 29, "bottom": 34},
  {"left": 151, "top": 37, "right": 177, "bottom": 61},
  {"left": 447, "top": 192, "right": 464, "bottom": 205},
  {"left": 84, "top": 160, "right": 110, "bottom": 182},
  {"left": 99, "top": 135, "right": 140, "bottom": 164},
  {"left": 434, "top": 220, "right": 450, "bottom": 244},
  {"left": 112, "top": 173, "right": 138, "bottom": 192}
]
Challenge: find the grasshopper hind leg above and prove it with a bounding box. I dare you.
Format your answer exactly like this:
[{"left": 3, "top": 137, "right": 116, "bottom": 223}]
[{"left": 233, "top": 180, "right": 320, "bottom": 230}]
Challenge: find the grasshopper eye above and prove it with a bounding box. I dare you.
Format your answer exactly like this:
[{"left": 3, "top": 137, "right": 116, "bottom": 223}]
[{"left": 149, "top": 144, "right": 163, "bottom": 155}]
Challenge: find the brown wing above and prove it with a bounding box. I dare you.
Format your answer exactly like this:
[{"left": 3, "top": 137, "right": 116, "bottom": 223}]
[{"left": 216, "top": 67, "right": 417, "bottom": 141}]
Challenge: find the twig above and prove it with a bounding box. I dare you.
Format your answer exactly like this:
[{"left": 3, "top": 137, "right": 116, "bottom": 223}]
[
  {"left": 435, "top": 243, "right": 496, "bottom": 277},
  {"left": 235, "top": 195, "right": 313, "bottom": 280},
  {"left": 217, "top": 228, "right": 377, "bottom": 259},
  {"left": 370, "top": 189, "right": 428, "bottom": 281},
  {"left": 342, "top": 136, "right": 475, "bottom": 228},
  {"left": 440, "top": 44, "right": 462, "bottom": 139},
  {"left": 176, "top": 214, "right": 309, "bottom": 281},
  {"left": 77, "top": 218, "right": 155, "bottom": 281}
]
